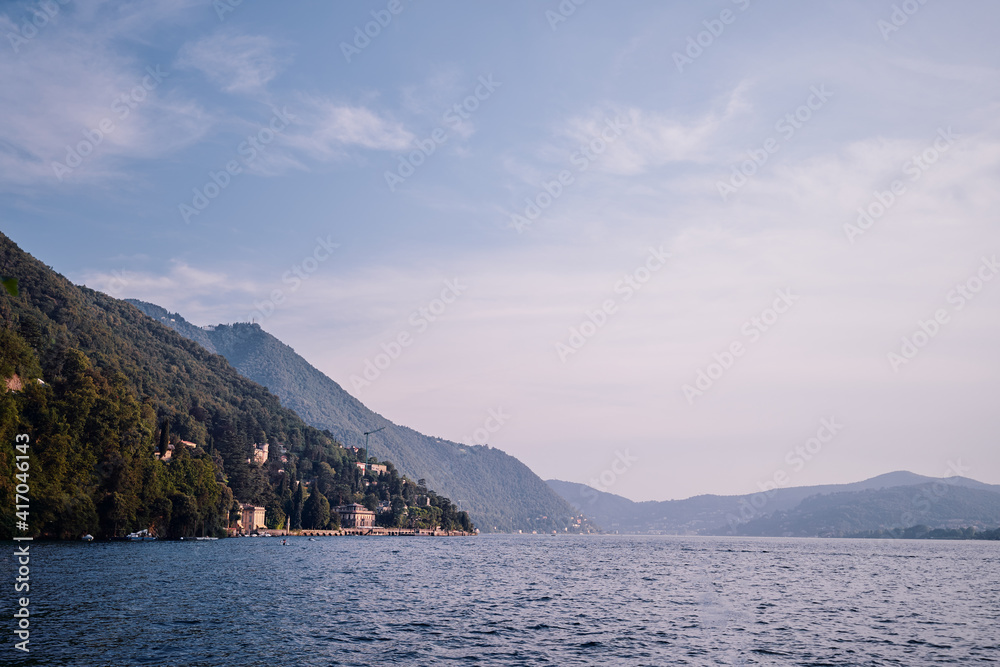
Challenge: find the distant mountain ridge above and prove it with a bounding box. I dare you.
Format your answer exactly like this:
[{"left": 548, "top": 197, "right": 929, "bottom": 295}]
[
  {"left": 731, "top": 483, "right": 1000, "bottom": 537},
  {"left": 128, "top": 300, "right": 584, "bottom": 533},
  {"left": 548, "top": 472, "right": 1000, "bottom": 536}
]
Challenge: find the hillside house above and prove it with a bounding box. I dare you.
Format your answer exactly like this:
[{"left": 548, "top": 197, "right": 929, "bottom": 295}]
[{"left": 252, "top": 443, "right": 269, "bottom": 465}]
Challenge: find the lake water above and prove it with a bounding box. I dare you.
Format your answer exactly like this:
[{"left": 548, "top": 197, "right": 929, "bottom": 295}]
[{"left": 9, "top": 535, "right": 999, "bottom": 665}]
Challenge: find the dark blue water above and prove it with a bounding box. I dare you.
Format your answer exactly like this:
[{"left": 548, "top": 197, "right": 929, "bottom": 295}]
[{"left": 5, "top": 535, "right": 998, "bottom": 665}]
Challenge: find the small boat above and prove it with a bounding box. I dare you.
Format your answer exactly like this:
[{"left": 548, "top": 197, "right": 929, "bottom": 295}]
[
  {"left": 195, "top": 536, "right": 218, "bottom": 541},
  {"left": 126, "top": 529, "right": 156, "bottom": 541},
  {"left": 308, "top": 537, "right": 317, "bottom": 542},
  {"left": 81, "top": 534, "right": 94, "bottom": 542}
]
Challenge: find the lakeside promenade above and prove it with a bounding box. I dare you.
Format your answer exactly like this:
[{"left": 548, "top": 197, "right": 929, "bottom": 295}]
[{"left": 247, "top": 527, "right": 476, "bottom": 537}]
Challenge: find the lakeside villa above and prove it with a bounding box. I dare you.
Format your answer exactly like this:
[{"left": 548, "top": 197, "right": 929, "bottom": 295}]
[
  {"left": 238, "top": 503, "right": 266, "bottom": 532},
  {"left": 335, "top": 503, "right": 375, "bottom": 528}
]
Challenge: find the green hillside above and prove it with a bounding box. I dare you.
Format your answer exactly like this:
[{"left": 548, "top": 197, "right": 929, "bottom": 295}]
[
  {"left": 129, "top": 300, "right": 588, "bottom": 533},
  {"left": 0, "top": 231, "right": 470, "bottom": 539}
]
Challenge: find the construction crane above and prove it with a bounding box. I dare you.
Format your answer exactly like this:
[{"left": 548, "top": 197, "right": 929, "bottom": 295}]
[{"left": 362, "top": 426, "right": 387, "bottom": 469}]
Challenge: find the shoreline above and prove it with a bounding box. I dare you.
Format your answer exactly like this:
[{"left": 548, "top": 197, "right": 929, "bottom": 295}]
[{"left": 277, "top": 528, "right": 475, "bottom": 537}]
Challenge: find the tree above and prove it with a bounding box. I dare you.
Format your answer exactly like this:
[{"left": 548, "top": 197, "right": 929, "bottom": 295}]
[
  {"left": 302, "top": 488, "right": 331, "bottom": 529},
  {"left": 227, "top": 499, "right": 241, "bottom": 531},
  {"left": 106, "top": 491, "right": 139, "bottom": 537},
  {"left": 314, "top": 461, "right": 337, "bottom": 495},
  {"left": 57, "top": 491, "right": 98, "bottom": 539},
  {"left": 169, "top": 492, "right": 199, "bottom": 538},
  {"left": 150, "top": 496, "right": 172, "bottom": 537},
  {"left": 265, "top": 498, "right": 286, "bottom": 529},
  {"left": 362, "top": 492, "right": 378, "bottom": 512},
  {"left": 389, "top": 495, "right": 408, "bottom": 527},
  {"left": 290, "top": 482, "right": 305, "bottom": 530},
  {"left": 157, "top": 418, "right": 171, "bottom": 456}
]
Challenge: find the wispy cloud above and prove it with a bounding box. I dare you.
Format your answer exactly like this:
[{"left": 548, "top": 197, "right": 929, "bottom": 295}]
[
  {"left": 82, "top": 260, "right": 262, "bottom": 324},
  {"left": 0, "top": 5, "right": 412, "bottom": 188},
  {"left": 0, "top": 2, "right": 212, "bottom": 188},
  {"left": 508, "top": 82, "right": 751, "bottom": 185},
  {"left": 176, "top": 31, "right": 287, "bottom": 95},
  {"left": 283, "top": 97, "right": 415, "bottom": 160}
]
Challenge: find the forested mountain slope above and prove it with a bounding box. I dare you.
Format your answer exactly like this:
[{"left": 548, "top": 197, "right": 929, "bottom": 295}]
[
  {"left": 129, "top": 299, "right": 585, "bottom": 533},
  {"left": 0, "top": 231, "right": 469, "bottom": 539}
]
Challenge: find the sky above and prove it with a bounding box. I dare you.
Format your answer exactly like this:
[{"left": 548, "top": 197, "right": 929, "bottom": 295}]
[{"left": 1, "top": 0, "right": 998, "bottom": 502}]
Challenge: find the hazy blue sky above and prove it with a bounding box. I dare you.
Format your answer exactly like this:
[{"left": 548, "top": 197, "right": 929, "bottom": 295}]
[{"left": 2, "top": 0, "right": 998, "bottom": 500}]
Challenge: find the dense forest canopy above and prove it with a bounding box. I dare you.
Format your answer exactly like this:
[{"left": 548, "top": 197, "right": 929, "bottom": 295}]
[{"left": 0, "top": 231, "right": 472, "bottom": 539}]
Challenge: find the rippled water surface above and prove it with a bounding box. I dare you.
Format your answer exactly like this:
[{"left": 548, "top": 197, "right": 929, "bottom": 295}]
[{"left": 10, "top": 535, "right": 1000, "bottom": 665}]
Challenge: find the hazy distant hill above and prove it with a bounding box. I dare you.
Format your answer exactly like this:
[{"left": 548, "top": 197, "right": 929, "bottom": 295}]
[
  {"left": 128, "top": 300, "right": 583, "bottom": 533},
  {"left": 548, "top": 472, "right": 1000, "bottom": 536},
  {"left": 728, "top": 483, "right": 1000, "bottom": 537}
]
